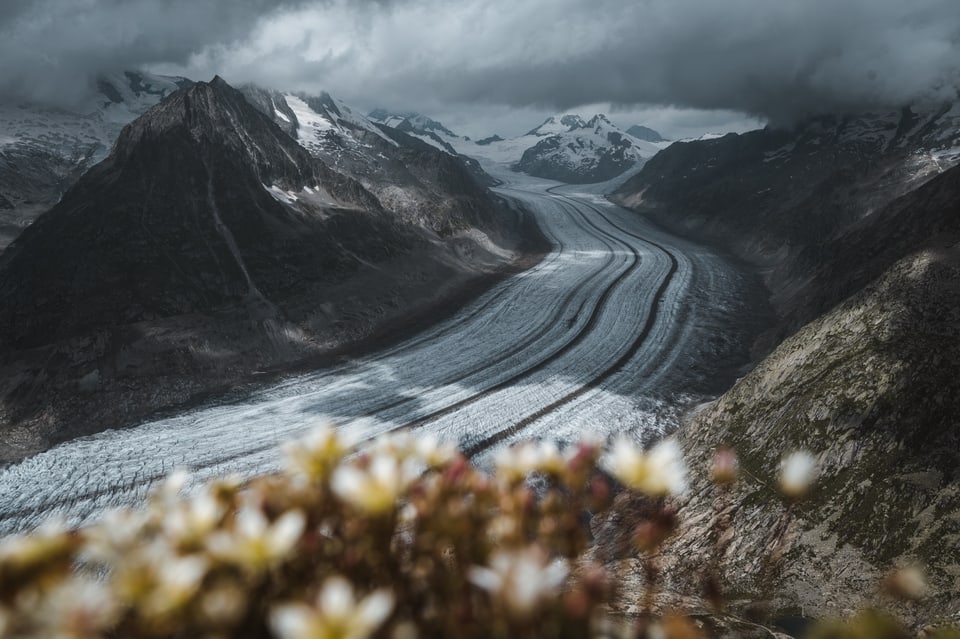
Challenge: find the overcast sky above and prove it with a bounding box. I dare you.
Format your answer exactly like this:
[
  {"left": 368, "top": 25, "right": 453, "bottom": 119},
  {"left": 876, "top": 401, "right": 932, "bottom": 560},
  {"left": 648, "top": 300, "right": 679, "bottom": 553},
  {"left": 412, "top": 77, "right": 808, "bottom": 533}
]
[{"left": 1, "top": 0, "right": 958, "bottom": 138}]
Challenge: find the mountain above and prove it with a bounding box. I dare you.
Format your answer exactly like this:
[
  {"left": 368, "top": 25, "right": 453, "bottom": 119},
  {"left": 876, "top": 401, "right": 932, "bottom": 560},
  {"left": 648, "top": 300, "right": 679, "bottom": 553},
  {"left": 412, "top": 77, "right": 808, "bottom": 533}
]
[
  {"left": 626, "top": 124, "right": 667, "bottom": 142},
  {"left": 367, "top": 109, "right": 465, "bottom": 155},
  {"left": 358, "top": 108, "right": 495, "bottom": 187},
  {"left": 0, "top": 71, "right": 191, "bottom": 251},
  {"left": 613, "top": 103, "right": 960, "bottom": 340},
  {"left": 0, "top": 77, "right": 530, "bottom": 463},
  {"left": 609, "top": 105, "right": 960, "bottom": 622},
  {"left": 516, "top": 114, "right": 663, "bottom": 183},
  {"left": 368, "top": 110, "right": 664, "bottom": 183},
  {"left": 475, "top": 135, "right": 504, "bottom": 146},
  {"left": 525, "top": 114, "right": 587, "bottom": 136}
]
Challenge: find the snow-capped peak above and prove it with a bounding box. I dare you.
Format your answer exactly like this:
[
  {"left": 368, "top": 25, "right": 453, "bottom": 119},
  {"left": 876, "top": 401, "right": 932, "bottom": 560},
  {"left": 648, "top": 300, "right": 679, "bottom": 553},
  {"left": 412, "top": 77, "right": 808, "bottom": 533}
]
[
  {"left": 526, "top": 114, "right": 587, "bottom": 137},
  {"left": 367, "top": 109, "right": 468, "bottom": 155},
  {"left": 515, "top": 114, "right": 663, "bottom": 183}
]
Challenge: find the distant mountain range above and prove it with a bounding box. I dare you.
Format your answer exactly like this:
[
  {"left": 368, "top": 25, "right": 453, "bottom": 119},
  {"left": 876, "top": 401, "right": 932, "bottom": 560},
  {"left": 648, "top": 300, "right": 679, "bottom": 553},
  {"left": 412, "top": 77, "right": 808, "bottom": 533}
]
[
  {"left": 515, "top": 113, "right": 664, "bottom": 183},
  {"left": 369, "top": 109, "right": 668, "bottom": 183}
]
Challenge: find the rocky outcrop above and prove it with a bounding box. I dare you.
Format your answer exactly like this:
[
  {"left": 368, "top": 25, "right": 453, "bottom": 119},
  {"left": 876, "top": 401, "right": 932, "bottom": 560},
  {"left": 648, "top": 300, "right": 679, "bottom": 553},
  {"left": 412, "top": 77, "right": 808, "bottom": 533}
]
[
  {"left": 659, "top": 238, "right": 960, "bottom": 627},
  {"left": 609, "top": 108, "right": 960, "bottom": 627}
]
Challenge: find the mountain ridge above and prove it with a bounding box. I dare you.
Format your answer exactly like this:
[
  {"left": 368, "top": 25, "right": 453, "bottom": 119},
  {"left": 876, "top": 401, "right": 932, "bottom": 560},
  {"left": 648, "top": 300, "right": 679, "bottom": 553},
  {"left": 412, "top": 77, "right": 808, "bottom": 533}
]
[
  {"left": 0, "top": 76, "right": 535, "bottom": 463},
  {"left": 608, "top": 104, "right": 960, "bottom": 623}
]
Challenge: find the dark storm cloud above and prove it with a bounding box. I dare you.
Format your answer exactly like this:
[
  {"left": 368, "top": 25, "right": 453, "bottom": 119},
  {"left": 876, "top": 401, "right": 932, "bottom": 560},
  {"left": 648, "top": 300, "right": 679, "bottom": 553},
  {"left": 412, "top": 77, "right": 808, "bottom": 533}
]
[
  {"left": 0, "top": 0, "right": 308, "bottom": 106},
  {"left": 4, "top": 0, "right": 960, "bottom": 125},
  {"left": 176, "top": 0, "right": 959, "bottom": 124}
]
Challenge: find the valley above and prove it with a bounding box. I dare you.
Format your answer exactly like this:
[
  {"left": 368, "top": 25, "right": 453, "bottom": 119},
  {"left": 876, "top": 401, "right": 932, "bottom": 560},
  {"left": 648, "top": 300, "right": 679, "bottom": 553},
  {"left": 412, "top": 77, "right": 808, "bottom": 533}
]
[{"left": 0, "top": 168, "right": 767, "bottom": 536}]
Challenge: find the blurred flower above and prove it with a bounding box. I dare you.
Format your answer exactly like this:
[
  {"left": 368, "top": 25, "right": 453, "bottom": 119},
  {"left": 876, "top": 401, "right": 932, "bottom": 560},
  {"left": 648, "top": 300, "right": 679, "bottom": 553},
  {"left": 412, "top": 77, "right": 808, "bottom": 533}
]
[
  {"left": 710, "top": 447, "right": 739, "bottom": 486},
  {"left": 143, "top": 555, "right": 209, "bottom": 619},
  {"left": 495, "top": 440, "right": 565, "bottom": 483},
  {"left": 606, "top": 438, "right": 688, "bottom": 497},
  {"left": 200, "top": 582, "right": 247, "bottom": 625},
  {"left": 164, "top": 490, "right": 225, "bottom": 547},
  {"left": 35, "top": 579, "right": 118, "bottom": 638},
  {"left": 82, "top": 509, "right": 149, "bottom": 563},
  {"left": 469, "top": 546, "right": 568, "bottom": 618},
  {"left": 413, "top": 434, "right": 458, "bottom": 469},
  {"left": 331, "top": 454, "right": 418, "bottom": 515},
  {"left": 270, "top": 576, "right": 394, "bottom": 639},
  {"left": 207, "top": 507, "right": 305, "bottom": 568},
  {"left": 779, "top": 451, "right": 817, "bottom": 498},
  {"left": 884, "top": 565, "right": 929, "bottom": 600},
  {"left": 0, "top": 519, "right": 75, "bottom": 584},
  {"left": 155, "top": 469, "right": 191, "bottom": 506},
  {"left": 283, "top": 423, "right": 353, "bottom": 482},
  {"left": 372, "top": 432, "right": 457, "bottom": 470}
]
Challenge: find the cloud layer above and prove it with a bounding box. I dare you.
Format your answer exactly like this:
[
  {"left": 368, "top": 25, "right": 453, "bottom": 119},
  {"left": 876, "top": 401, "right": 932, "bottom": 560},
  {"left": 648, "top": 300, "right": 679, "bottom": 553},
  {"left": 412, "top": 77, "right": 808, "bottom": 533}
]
[{"left": 3, "top": 0, "right": 960, "bottom": 125}]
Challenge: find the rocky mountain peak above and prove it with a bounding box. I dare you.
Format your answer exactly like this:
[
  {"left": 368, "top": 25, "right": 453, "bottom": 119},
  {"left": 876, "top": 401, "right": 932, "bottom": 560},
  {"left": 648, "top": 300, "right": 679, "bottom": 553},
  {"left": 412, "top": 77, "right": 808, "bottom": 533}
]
[
  {"left": 526, "top": 114, "right": 586, "bottom": 136},
  {"left": 113, "top": 77, "right": 315, "bottom": 190}
]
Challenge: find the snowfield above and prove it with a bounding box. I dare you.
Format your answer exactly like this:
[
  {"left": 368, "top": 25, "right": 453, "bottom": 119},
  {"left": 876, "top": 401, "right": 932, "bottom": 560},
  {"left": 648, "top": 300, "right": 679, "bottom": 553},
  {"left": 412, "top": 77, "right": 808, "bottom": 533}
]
[{"left": 0, "top": 169, "right": 761, "bottom": 536}]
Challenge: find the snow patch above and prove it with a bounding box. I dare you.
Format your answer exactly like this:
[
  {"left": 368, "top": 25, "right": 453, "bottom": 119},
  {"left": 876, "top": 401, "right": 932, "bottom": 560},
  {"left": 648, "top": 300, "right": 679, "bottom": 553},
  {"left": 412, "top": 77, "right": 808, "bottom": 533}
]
[{"left": 264, "top": 184, "right": 300, "bottom": 204}]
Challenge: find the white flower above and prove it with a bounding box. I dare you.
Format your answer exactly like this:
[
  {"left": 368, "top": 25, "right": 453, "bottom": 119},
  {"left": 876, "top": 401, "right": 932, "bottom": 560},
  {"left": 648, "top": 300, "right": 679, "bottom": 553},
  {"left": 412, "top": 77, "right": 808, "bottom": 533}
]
[
  {"left": 469, "top": 546, "right": 568, "bottom": 618},
  {"left": 164, "top": 490, "right": 224, "bottom": 546},
  {"left": 779, "top": 451, "right": 818, "bottom": 498},
  {"left": 371, "top": 432, "right": 457, "bottom": 469},
  {"left": 331, "top": 454, "right": 418, "bottom": 515},
  {"left": 155, "top": 469, "right": 192, "bottom": 506},
  {"left": 39, "top": 579, "right": 117, "bottom": 635},
  {"left": 82, "top": 509, "right": 150, "bottom": 563},
  {"left": 0, "top": 519, "right": 73, "bottom": 573},
  {"left": 270, "top": 577, "right": 394, "bottom": 639},
  {"left": 283, "top": 423, "right": 353, "bottom": 482},
  {"left": 885, "top": 565, "right": 928, "bottom": 600},
  {"left": 207, "top": 507, "right": 305, "bottom": 568},
  {"left": 606, "top": 438, "right": 688, "bottom": 497},
  {"left": 143, "top": 555, "right": 209, "bottom": 618},
  {"left": 494, "top": 440, "right": 565, "bottom": 483},
  {"left": 201, "top": 583, "right": 247, "bottom": 625},
  {"left": 413, "top": 434, "right": 458, "bottom": 468}
]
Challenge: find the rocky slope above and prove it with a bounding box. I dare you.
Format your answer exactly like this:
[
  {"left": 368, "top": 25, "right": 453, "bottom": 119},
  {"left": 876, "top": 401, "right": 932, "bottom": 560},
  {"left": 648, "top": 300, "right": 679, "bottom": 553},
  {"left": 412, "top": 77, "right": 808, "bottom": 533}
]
[
  {"left": 363, "top": 108, "right": 494, "bottom": 186},
  {"left": 516, "top": 114, "right": 663, "bottom": 183},
  {"left": 613, "top": 104, "right": 960, "bottom": 340},
  {"left": 246, "top": 90, "right": 498, "bottom": 219},
  {"left": 0, "top": 71, "right": 191, "bottom": 251},
  {"left": 663, "top": 232, "right": 960, "bottom": 627},
  {"left": 0, "top": 77, "right": 534, "bottom": 463},
  {"left": 609, "top": 108, "right": 960, "bottom": 627}
]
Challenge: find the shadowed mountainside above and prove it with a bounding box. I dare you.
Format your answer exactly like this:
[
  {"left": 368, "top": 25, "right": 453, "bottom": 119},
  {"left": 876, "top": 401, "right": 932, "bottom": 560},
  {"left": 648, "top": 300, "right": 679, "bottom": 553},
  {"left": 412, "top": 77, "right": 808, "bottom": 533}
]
[{"left": 0, "top": 77, "right": 536, "bottom": 463}]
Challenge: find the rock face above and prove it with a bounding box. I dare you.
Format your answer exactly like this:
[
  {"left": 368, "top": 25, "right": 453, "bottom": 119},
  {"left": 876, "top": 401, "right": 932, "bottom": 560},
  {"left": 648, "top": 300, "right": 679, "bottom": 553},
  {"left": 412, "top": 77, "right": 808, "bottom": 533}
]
[
  {"left": 0, "top": 71, "right": 191, "bottom": 251},
  {"left": 611, "top": 108, "right": 960, "bottom": 625},
  {"left": 516, "top": 114, "right": 662, "bottom": 183},
  {"left": 667, "top": 234, "right": 960, "bottom": 626},
  {"left": 0, "top": 77, "right": 530, "bottom": 462},
  {"left": 613, "top": 104, "right": 960, "bottom": 341},
  {"left": 363, "top": 108, "right": 494, "bottom": 185},
  {"left": 247, "top": 91, "right": 499, "bottom": 221}
]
